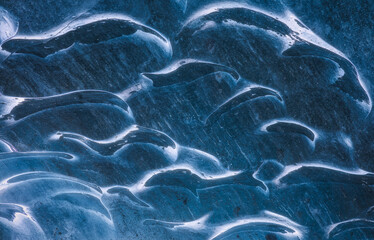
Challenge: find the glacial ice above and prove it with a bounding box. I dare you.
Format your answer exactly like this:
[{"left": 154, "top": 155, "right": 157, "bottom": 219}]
[{"left": 0, "top": 0, "right": 373, "bottom": 239}]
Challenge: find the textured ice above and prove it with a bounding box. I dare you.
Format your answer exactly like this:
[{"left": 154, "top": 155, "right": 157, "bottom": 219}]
[{"left": 0, "top": 0, "right": 373, "bottom": 239}]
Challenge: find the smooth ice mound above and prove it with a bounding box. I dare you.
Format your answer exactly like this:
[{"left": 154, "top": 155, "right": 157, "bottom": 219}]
[{"left": 0, "top": 1, "right": 373, "bottom": 239}]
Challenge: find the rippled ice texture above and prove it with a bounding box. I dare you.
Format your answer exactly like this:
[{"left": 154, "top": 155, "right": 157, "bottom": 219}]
[{"left": 0, "top": 1, "right": 373, "bottom": 239}]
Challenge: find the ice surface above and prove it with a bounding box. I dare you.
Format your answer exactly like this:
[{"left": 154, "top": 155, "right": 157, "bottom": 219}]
[{"left": 0, "top": 0, "right": 373, "bottom": 239}]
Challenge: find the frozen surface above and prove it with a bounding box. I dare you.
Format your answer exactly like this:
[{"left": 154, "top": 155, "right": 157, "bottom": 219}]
[{"left": 0, "top": 0, "right": 373, "bottom": 239}]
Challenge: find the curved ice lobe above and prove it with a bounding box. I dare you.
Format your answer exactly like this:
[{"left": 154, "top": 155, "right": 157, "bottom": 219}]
[
  {"left": 178, "top": 6, "right": 293, "bottom": 39},
  {"left": 0, "top": 8, "right": 18, "bottom": 63},
  {"left": 2, "top": 17, "right": 168, "bottom": 58},
  {"left": 143, "top": 210, "right": 305, "bottom": 239},
  {"left": 0, "top": 90, "right": 132, "bottom": 122},
  {"left": 52, "top": 192, "right": 110, "bottom": 217},
  {"left": 149, "top": 211, "right": 305, "bottom": 240},
  {"left": 0, "top": 14, "right": 172, "bottom": 97},
  {"left": 52, "top": 125, "right": 178, "bottom": 158},
  {"left": 261, "top": 120, "right": 316, "bottom": 142},
  {"left": 2, "top": 172, "right": 102, "bottom": 194},
  {"left": 177, "top": 3, "right": 356, "bottom": 66},
  {"left": 142, "top": 59, "right": 239, "bottom": 87},
  {"left": 283, "top": 42, "right": 370, "bottom": 108},
  {"left": 144, "top": 168, "right": 265, "bottom": 196},
  {"left": 0, "top": 8, "right": 18, "bottom": 45},
  {"left": 0, "top": 171, "right": 102, "bottom": 198},
  {"left": 272, "top": 163, "right": 372, "bottom": 186},
  {"left": 0, "top": 172, "right": 115, "bottom": 239},
  {"left": 210, "top": 218, "right": 303, "bottom": 240},
  {"left": 327, "top": 219, "right": 374, "bottom": 239},
  {"left": 175, "top": 5, "right": 295, "bottom": 56},
  {"left": 0, "top": 203, "right": 46, "bottom": 240},
  {"left": 205, "top": 86, "right": 283, "bottom": 126},
  {"left": 0, "top": 153, "right": 75, "bottom": 184},
  {"left": 0, "top": 101, "right": 135, "bottom": 151}
]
